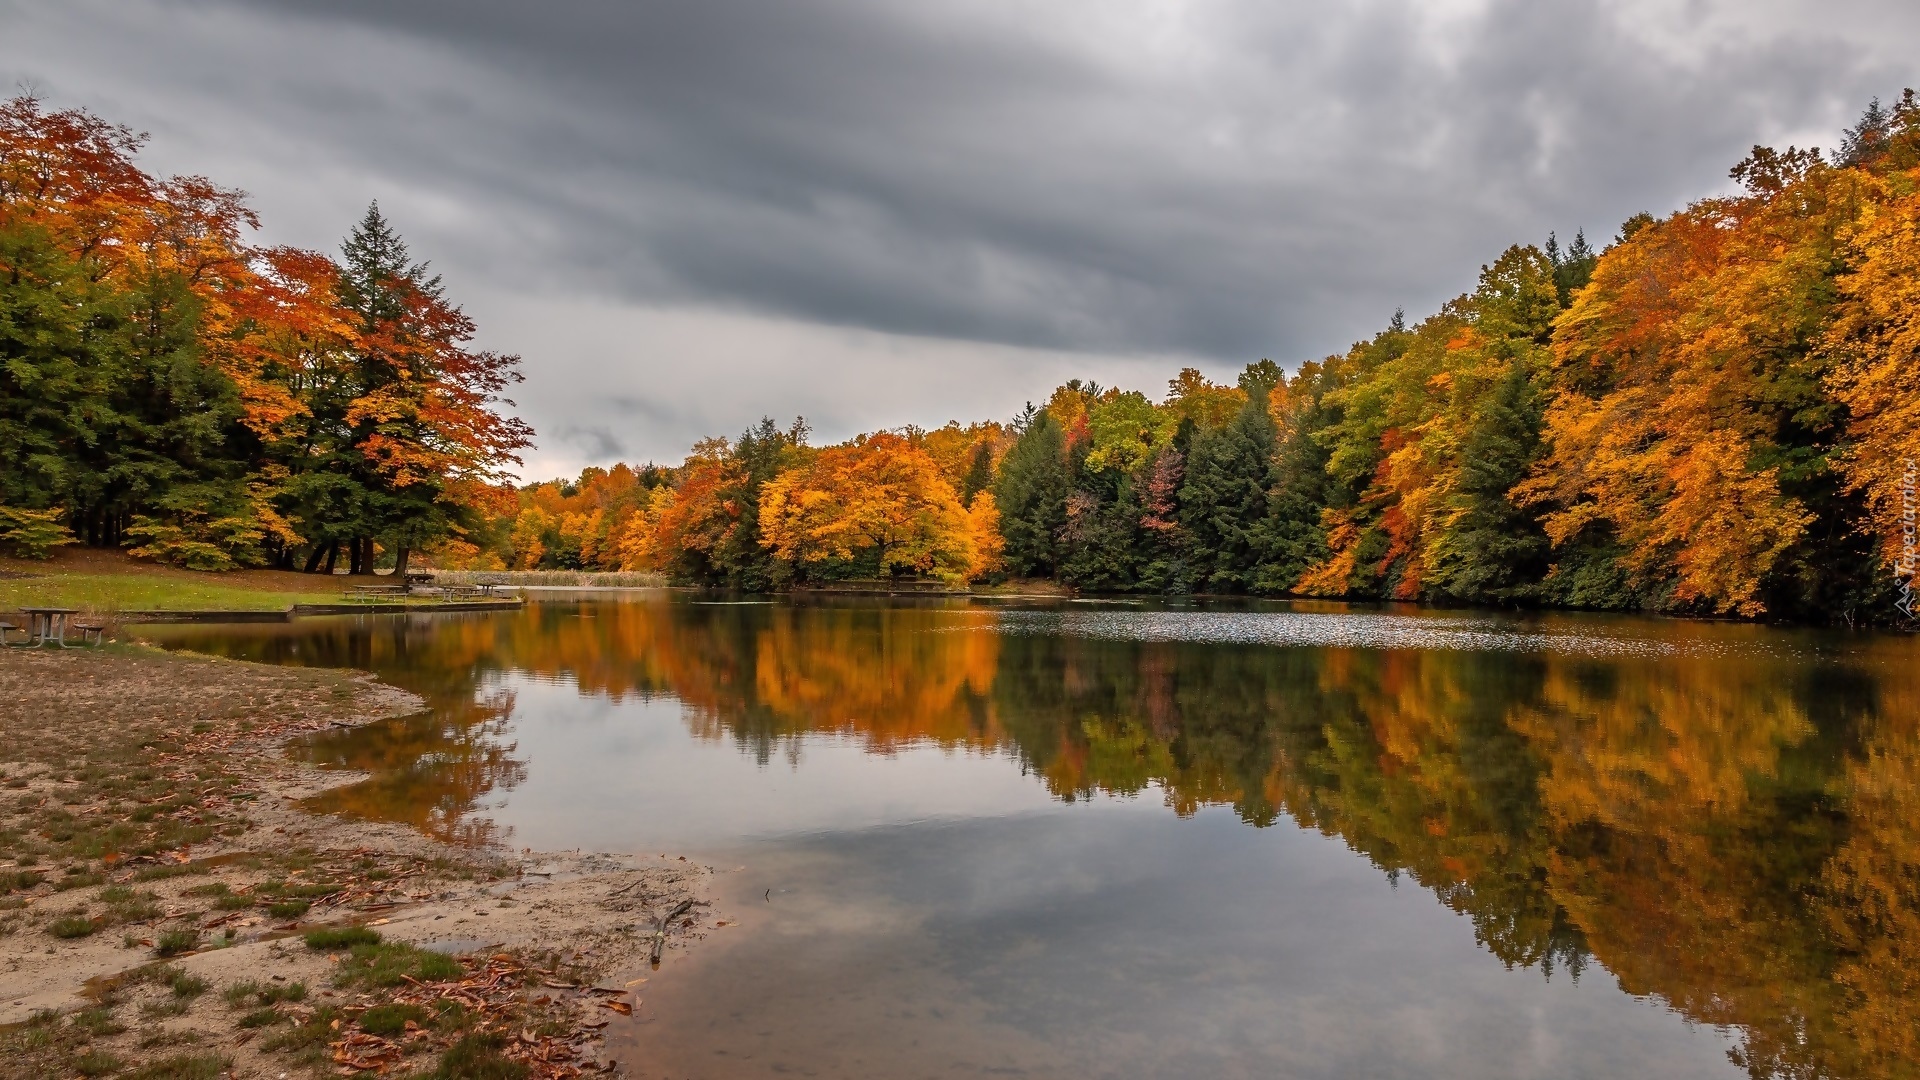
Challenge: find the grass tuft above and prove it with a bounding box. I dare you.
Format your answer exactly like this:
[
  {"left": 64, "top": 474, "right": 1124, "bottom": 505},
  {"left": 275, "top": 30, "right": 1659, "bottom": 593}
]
[
  {"left": 48, "top": 914, "right": 97, "bottom": 938},
  {"left": 358, "top": 1002, "right": 429, "bottom": 1036},
  {"left": 152, "top": 929, "right": 198, "bottom": 957},
  {"left": 427, "top": 1032, "right": 531, "bottom": 1080},
  {"left": 122, "top": 1054, "right": 232, "bottom": 1080},
  {"left": 303, "top": 925, "right": 380, "bottom": 950}
]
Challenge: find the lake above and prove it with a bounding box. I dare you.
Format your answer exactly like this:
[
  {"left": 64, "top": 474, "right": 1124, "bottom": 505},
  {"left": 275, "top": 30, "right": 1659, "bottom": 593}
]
[{"left": 142, "top": 594, "right": 1920, "bottom": 1079}]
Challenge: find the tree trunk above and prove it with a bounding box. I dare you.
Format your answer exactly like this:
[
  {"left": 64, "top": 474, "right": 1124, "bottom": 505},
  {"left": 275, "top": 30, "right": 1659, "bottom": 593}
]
[
  {"left": 322, "top": 540, "right": 339, "bottom": 575},
  {"left": 348, "top": 538, "right": 363, "bottom": 576},
  {"left": 303, "top": 541, "right": 328, "bottom": 574},
  {"left": 392, "top": 540, "right": 411, "bottom": 579}
]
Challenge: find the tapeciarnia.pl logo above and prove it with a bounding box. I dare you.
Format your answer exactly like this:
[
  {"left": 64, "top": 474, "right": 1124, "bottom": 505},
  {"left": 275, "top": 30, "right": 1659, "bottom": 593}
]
[{"left": 1898, "top": 457, "right": 1917, "bottom": 620}]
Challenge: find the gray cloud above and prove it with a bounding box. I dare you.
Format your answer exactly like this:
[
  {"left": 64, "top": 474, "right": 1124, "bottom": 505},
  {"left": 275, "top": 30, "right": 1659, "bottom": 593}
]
[{"left": 2, "top": 0, "right": 1912, "bottom": 472}]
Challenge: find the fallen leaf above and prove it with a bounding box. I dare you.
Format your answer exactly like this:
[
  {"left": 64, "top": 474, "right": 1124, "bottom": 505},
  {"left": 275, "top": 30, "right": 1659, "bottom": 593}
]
[{"left": 601, "top": 1000, "right": 632, "bottom": 1016}]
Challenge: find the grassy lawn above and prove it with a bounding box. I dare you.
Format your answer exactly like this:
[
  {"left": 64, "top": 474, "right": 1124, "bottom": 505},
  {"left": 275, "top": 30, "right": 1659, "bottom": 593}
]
[{"left": 0, "top": 547, "right": 350, "bottom": 613}]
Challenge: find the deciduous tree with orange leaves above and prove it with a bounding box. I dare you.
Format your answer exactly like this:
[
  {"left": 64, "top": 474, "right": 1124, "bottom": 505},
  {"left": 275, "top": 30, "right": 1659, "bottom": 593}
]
[
  {"left": 0, "top": 94, "right": 532, "bottom": 571},
  {"left": 759, "top": 431, "right": 998, "bottom": 584}
]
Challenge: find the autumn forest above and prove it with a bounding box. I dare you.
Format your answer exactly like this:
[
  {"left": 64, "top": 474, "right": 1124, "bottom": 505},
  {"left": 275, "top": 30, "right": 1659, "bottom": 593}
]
[{"left": 5, "top": 93, "right": 1920, "bottom": 624}]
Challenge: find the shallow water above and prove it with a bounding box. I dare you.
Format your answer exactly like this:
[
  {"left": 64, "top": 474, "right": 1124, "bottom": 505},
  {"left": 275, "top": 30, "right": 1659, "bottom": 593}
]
[{"left": 144, "top": 595, "right": 1920, "bottom": 1079}]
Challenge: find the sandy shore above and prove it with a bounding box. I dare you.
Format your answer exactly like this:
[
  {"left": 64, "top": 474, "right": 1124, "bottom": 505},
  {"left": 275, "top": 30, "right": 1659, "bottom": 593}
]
[{"left": 0, "top": 646, "right": 714, "bottom": 1078}]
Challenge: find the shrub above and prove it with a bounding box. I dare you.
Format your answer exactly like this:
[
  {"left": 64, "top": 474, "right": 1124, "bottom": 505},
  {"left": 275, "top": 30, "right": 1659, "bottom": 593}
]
[{"left": 0, "top": 506, "right": 77, "bottom": 559}]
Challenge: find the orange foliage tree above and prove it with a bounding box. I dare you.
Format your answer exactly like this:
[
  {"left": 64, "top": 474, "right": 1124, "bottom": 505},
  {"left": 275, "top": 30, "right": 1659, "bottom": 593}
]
[{"left": 758, "top": 431, "right": 998, "bottom": 584}]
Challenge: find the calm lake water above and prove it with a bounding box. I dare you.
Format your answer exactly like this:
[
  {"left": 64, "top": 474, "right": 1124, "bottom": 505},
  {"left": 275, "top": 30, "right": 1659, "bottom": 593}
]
[{"left": 144, "top": 595, "right": 1920, "bottom": 1079}]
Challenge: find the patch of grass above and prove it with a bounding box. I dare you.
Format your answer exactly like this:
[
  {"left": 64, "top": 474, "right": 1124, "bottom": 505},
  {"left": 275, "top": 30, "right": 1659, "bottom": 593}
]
[
  {"left": 153, "top": 929, "right": 198, "bottom": 957},
  {"left": 416, "top": 949, "right": 463, "bottom": 981},
  {"left": 181, "top": 882, "right": 230, "bottom": 898},
  {"left": 98, "top": 884, "right": 136, "bottom": 903},
  {"left": 303, "top": 925, "right": 381, "bottom": 950},
  {"left": 265, "top": 899, "right": 309, "bottom": 918},
  {"left": 330, "top": 939, "right": 461, "bottom": 989},
  {"left": 137, "top": 1026, "right": 202, "bottom": 1049},
  {"left": 0, "top": 555, "right": 342, "bottom": 612},
  {"left": 426, "top": 1033, "right": 530, "bottom": 1080},
  {"left": 132, "top": 863, "right": 205, "bottom": 883},
  {"left": 260, "top": 1005, "right": 341, "bottom": 1065},
  {"left": 236, "top": 1006, "right": 284, "bottom": 1029},
  {"left": 72, "top": 1048, "right": 124, "bottom": 1077},
  {"left": 48, "top": 914, "right": 98, "bottom": 938},
  {"left": 223, "top": 979, "right": 306, "bottom": 1007},
  {"left": 1, "top": 869, "right": 43, "bottom": 891},
  {"left": 358, "top": 1002, "right": 429, "bottom": 1036},
  {"left": 71, "top": 1006, "right": 127, "bottom": 1037},
  {"left": 140, "top": 996, "right": 190, "bottom": 1018},
  {"left": 53, "top": 871, "right": 105, "bottom": 891},
  {"left": 165, "top": 969, "right": 210, "bottom": 999},
  {"left": 107, "top": 897, "right": 162, "bottom": 923},
  {"left": 259, "top": 879, "right": 343, "bottom": 900},
  {"left": 122, "top": 1054, "right": 231, "bottom": 1080}
]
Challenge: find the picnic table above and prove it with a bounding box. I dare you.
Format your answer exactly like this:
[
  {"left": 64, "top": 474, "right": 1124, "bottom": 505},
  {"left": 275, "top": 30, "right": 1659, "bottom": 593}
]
[{"left": 17, "top": 607, "right": 79, "bottom": 648}]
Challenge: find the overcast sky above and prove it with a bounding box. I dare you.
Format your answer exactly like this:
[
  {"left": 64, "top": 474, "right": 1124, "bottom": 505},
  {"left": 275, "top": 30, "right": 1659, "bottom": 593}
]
[{"left": 3, "top": 0, "right": 1913, "bottom": 478}]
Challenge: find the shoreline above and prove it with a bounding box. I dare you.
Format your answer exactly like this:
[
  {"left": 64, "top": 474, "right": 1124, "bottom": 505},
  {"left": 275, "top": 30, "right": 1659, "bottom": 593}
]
[{"left": 0, "top": 645, "right": 713, "bottom": 1078}]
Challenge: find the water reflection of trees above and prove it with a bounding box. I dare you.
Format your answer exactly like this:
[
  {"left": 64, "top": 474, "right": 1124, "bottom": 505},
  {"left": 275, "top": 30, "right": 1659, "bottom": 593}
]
[{"left": 160, "top": 602, "right": 1919, "bottom": 1078}]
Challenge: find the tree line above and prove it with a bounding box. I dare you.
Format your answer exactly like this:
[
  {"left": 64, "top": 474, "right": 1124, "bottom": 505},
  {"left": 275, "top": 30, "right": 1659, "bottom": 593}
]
[
  {"left": 7, "top": 92, "right": 1919, "bottom": 622},
  {"left": 0, "top": 96, "right": 529, "bottom": 574},
  {"left": 481, "top": 94, "right": 1920, "bottom": 623}
]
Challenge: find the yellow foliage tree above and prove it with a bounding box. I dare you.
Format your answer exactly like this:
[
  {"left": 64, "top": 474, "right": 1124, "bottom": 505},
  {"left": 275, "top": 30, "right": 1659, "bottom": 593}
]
[
  {"left": 1823, "top": 168, "right": 1920, "bottom": 581},
  {"left": 758, "top": 431, "right": 988, "bottom": 583}
]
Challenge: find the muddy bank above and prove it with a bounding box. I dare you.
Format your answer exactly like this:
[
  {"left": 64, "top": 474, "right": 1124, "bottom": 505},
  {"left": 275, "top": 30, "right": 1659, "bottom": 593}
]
[{"left": 0, "top": 646, "right": 714, "bottom": 1078}]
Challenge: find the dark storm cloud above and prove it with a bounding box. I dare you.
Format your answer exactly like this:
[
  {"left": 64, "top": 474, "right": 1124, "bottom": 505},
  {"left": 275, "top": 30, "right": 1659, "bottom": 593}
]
[
  {"left": 13, "top": 0, "right": 1907, "bottom": 361},
  {"left": 251, "top": 0, "right": 1911, "bottom": 357},
  {"left": 2, "top": 0, "right": 1912, "bottom": 470}
]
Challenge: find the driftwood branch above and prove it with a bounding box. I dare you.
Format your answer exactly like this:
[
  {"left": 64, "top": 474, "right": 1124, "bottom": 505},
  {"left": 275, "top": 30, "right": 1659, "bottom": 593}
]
[{"left": 649, "top": 899, "right": 696, "bottom": 965}]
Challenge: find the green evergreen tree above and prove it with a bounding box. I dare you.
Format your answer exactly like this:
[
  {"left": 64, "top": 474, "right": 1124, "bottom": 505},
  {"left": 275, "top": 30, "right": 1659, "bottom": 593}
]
[
  {"left": 1546, "top": 229, "right": 1597, "bottom": 309},
  {"left": 960, "top": 441, "right": 994, "bottom": 508},
  {"left": 1179, "top": 364, "right": 1280, "bottom": 592},
  {"left": 712, "top": 416, "right": 808, "bottom": 589},
  {"left": 1424, "top": 361, "right": 1548, "bottom": 602},
  {"left": 1251, "top": 378, "right": 1335, "bottom": 594},
  {"left": 993, "top": 406, "right": 1070, "bottom": 576}
]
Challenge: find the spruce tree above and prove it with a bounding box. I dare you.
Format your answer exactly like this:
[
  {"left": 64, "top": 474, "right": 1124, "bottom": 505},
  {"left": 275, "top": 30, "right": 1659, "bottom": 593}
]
[
  {"left": 960, "top": 441, "right": 994, "bottom": 508},
  {"left": 1179, "top": 365, "right": 1280, "bottom": 591},
  {"left": 992, "top": 408, "right": 1070, "bottom": 576}
]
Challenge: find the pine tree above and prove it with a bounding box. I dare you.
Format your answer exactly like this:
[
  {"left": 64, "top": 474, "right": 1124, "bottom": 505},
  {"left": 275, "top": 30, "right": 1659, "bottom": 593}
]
[
  {"left": 1423, "top": 361, "right": 1548, "bottom": 602},
  {"left": 960, "top": 441, "right": 994, "bottom": 508},
  {"left": 1251, "top": 376, "right": 1335, "bottom": 594},
  {"left": 1839, "top": 97, "right": 1892, "bottom": 167},
  {"left": 992, "top": 408, "right": 1070, "bottom": 576},
  {"left": 1179, "top": 364, "right": 1280, "bottom": 591}
]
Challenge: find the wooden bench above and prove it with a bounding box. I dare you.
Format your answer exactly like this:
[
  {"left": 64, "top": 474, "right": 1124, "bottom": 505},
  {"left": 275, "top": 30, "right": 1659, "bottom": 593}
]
[
  {"left": 70, "top": 620, "right": 107, "bottom": 646},
  {"left": 0, "top": 619, "right": 23, "bottom": 646}
]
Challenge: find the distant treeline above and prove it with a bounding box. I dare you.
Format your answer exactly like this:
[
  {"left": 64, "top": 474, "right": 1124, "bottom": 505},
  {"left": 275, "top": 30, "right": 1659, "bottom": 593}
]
[
  {"left": 7, "top": 94, "right": 1919, "bottom": 623},
  {"left": 0, "top": 96, "right": 528, "bottom": 574},
  {"left": 482, "top": 93, "right": 1920, "bottom": 624}
]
